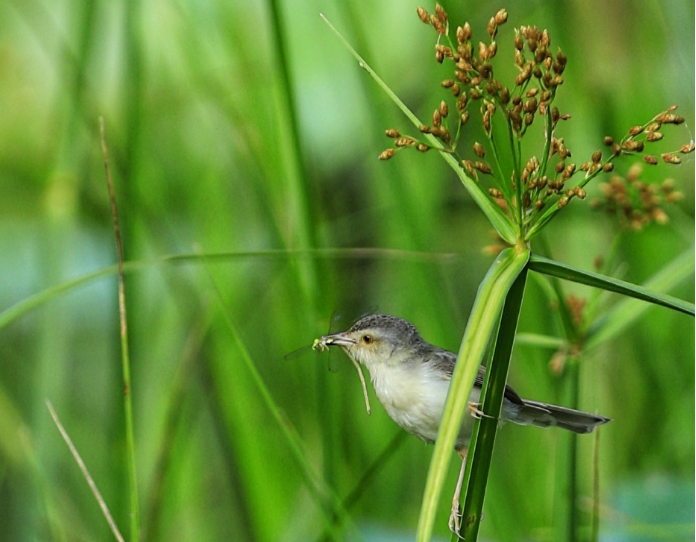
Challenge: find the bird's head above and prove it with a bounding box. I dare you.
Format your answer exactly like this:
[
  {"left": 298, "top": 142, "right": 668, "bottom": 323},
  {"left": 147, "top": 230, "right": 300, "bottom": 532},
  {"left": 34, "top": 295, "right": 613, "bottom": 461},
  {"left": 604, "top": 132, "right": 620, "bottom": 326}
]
[{"left": 320, "top": 314, "right": 424, "bottom": 369}]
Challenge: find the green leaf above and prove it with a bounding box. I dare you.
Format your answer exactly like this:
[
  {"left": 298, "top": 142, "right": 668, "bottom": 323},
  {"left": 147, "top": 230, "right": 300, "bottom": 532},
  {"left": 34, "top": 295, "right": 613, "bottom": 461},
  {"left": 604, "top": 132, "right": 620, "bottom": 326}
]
[
  {"left": 320, "top": 14, "right": 518, "bottom": 246},
  {"left": 586, "top": 248, "right": 695, "bottom": 349},
  {"left": 416, "top": 247, "right": 530, "bottom": 541},
  {"left": 529, "top": 254, "right": 694, "bottom": 316}
]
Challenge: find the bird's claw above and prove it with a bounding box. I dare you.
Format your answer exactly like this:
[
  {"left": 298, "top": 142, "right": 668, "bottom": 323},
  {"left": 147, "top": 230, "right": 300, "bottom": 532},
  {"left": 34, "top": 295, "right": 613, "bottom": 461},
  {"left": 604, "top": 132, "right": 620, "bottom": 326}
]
[
  {"left": 467, "top": 402, "right": 495, "bottom": 419},
  {"left": 448, "top": 501, "right": 463, "bottom": 539}
]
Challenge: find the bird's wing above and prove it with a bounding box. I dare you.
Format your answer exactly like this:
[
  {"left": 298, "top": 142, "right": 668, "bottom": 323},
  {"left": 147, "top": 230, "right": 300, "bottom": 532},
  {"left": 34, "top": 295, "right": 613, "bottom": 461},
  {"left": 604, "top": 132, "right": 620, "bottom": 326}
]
[
  {"left": 428, "top": 348, "right": 457, "bottom": 378},
  {"left": 429, "top": 348, "right": 524, "bottom": 405}
]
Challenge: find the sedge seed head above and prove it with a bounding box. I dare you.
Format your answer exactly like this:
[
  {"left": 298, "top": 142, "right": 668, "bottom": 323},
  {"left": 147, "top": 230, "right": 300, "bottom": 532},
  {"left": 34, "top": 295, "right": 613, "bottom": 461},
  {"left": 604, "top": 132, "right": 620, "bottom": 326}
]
[
  {"left": 439, "top": 101, "right": 449, "bottom": 117},
  {"left": 475, "top": 161, "right": 492, "bottom": 174},
  {"left": 681, "top": 142, "right": 695, "bottom": 154},
  {"left": 417, "top": 6, "right": 430, "bottom": 24},
  {"left": 487, "top": 18, "right": 497, "bottom": 39},
  {"left": 661, "top": 153, "right": 682, "bottom": 165},
  {"left": 462, "top": 159, "right": 478, "bottom": 179},
  {"left": 494, "top": 8, "right": 508, "bottom": 25},
  {"left": 624, "top": 140, "right": 645, "bottom": 152}
]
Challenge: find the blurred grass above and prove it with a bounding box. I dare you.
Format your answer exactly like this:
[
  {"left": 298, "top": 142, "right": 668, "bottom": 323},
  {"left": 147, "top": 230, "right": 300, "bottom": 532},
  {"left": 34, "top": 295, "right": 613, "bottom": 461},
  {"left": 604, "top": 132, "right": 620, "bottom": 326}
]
[{"left": 0, "top": 0, "right": 693, "bottom": 541}]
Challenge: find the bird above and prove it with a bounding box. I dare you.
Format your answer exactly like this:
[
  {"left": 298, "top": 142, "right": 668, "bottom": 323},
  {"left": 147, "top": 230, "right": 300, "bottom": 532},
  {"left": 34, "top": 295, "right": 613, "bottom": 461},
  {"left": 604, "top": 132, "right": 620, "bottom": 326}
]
[{"left": 315, "top": 313, "right": 611, "bottom": 535}]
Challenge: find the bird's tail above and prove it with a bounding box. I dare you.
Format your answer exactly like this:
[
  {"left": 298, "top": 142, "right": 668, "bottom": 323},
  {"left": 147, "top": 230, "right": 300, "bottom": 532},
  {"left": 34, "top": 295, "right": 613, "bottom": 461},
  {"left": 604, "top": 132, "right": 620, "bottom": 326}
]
[{"left": 511, "top": 400, "right": 611, "bottom": 434}]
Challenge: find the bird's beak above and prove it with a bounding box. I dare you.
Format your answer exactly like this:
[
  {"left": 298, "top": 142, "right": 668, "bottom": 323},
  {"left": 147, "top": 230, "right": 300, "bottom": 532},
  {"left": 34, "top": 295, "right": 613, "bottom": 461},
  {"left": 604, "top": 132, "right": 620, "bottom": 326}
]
[{"left": 321, "top": 332, "right": 356, "bottom": 347}]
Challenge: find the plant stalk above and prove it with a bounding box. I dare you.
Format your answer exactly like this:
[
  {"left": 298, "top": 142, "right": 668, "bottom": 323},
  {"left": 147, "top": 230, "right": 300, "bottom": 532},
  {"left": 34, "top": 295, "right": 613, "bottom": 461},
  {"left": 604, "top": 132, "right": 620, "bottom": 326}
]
[
  {"left": 416, "top": 248, "right": 529, "bottom": 541},
  {"left": 459, "top": 263, "right": 529, "bottom": 540}
]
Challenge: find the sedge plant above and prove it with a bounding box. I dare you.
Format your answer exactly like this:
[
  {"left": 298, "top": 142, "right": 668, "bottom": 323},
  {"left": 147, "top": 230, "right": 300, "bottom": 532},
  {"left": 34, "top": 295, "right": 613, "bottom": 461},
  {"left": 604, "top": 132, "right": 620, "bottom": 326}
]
[{"left": 324, "top": 4, "right": 694, "bottom": 541}]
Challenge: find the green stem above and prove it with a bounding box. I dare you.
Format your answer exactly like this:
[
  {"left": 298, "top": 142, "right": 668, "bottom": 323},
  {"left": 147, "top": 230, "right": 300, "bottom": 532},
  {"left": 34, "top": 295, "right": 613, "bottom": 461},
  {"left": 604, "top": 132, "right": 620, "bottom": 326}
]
[
  {"left": 514, "top": 134, "right": 524, "bottom": 227},
  {"left": 100, "top": 119, "right": 140, "bottom": 542},
  {"left": 416, "top": 247, "right": 529, "bottom": 542},
  {"left": 538, "top": 98, "right": 555, "bottom": 180},
  {"left": 488, "top": 127, "right": 512, "bottom": 205},
  {"left": 459, "top": 263, "right": 529, "bottom": 540},
  {"left": 566, "top": 357, "right": 580, "bottom": 542},
  {"left": 266, "top": 0, "right": 320, "bottom": 308},
  {"left": 504, "top": 118, "right": 519, "bottom": 206}
]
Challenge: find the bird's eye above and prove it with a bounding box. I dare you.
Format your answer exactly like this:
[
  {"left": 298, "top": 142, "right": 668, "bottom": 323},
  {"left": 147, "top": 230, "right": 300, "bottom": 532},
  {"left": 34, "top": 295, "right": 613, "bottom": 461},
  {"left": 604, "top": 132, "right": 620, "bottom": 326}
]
[{"left": 362, "top": 334, "right": 373, "bottom": 345}]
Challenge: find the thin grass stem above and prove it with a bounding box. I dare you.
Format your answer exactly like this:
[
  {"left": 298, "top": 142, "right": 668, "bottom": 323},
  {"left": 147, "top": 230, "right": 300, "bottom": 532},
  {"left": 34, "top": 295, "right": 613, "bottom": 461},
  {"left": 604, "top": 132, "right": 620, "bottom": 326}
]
[
  {"left": 591, "top": 424, "right": 601, "bottom": 542},
  {"left": 100, "top": 118, "right": 140, "bottom": 542},
  {"left": 0, "top": 248, "right": 465, "bottom": 332},
  {"left": 567, "top": 358, "right": 580, "bottom": 542},
  {"left": 46, "top": 400, "right": 125, "bottom": 542}
]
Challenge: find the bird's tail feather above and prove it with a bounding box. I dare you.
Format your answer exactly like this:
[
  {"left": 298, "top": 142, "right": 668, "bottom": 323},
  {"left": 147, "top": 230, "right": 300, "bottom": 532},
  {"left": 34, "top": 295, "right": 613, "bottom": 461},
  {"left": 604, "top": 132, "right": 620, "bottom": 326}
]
[{"left": 512, "top": 400, "right": 611, "bottom": 434}]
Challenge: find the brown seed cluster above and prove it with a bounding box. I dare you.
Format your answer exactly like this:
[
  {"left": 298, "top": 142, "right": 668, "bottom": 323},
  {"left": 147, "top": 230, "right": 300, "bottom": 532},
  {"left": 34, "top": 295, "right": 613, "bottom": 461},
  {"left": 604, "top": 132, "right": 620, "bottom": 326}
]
[
  {"left": 386, "top": 5, "right": 514, "bottom": 165},
  {"left": 381, "top": 5, "right": 573, "bottom": 194},
  {"left": 586, "top": 105, "right": 692, "bottom": 228},
  {"left": 591, "top": 164, "right": 684, "bottom": 230},
  {"left": 519, "top": 134, "right": 589, "bottom": 213},
  {"left": 601, "top": 105, "right": 690, "bottom": 166},
  {"left": 508, "top": 26, "right": 568, "bottom": 136},
  {"left": 379, "top": 5, "right": 690, "bottom": 236}
]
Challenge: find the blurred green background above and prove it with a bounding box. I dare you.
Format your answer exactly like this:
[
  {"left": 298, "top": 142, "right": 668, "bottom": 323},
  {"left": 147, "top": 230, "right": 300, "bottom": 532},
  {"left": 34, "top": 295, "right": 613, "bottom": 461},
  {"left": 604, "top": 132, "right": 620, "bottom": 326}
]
[{"left": 0, "top": 0, "right": 693, "bottom": 541}]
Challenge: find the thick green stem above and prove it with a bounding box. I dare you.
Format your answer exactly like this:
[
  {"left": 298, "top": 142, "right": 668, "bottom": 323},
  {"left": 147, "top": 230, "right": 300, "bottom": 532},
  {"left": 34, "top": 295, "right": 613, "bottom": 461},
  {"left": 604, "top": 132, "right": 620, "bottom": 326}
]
[
  {"left": 416, "top": 248, "right": 529, "bottom": 542},
  {"left": 459, "top": 263, "right": 529, "bottom": 540}
]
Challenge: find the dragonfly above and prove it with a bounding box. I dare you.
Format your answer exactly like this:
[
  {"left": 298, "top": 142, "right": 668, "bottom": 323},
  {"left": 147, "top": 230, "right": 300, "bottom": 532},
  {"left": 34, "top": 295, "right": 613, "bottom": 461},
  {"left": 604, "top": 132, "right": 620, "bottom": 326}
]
[{"left": 284, "top": 308, "right": 377, "bottom": 414}]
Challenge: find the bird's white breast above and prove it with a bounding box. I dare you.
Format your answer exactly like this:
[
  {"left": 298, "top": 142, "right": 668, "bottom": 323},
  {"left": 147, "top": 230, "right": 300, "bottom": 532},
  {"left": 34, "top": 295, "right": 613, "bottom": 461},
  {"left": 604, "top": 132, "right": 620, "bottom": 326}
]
[{"left": 365, "top": 359, "right": 478, "bottom": 447}]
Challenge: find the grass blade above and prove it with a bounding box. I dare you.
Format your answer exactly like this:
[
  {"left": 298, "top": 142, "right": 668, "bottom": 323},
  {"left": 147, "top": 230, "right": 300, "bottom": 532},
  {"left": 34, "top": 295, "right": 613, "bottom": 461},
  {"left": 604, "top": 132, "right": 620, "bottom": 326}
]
[
  {"left": 586, "top": 248, "right": 695, "bottom": 349},
  {"left": 319, "top": 14, "right": 517, "bottom": 246},
  {"left": 267, "top": 0, "right": 319, "bottom": 305}
]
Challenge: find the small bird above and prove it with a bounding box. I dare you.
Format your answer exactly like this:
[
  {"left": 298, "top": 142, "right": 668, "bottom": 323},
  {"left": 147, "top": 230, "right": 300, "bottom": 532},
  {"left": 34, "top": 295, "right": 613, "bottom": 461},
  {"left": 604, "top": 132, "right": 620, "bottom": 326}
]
[{"left": 315, "top": 314, "right": 611, "bottom": 534}]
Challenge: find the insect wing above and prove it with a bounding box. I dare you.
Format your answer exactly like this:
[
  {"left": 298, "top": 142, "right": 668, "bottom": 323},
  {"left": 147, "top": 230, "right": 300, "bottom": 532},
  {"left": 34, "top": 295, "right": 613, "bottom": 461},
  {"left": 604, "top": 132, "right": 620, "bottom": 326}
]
[
  {"left": 327, "top": 309, "right": 343, "bottom": 373},
  {"left": 283, "top": 344, "right": 313, "bottom": 361}
]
